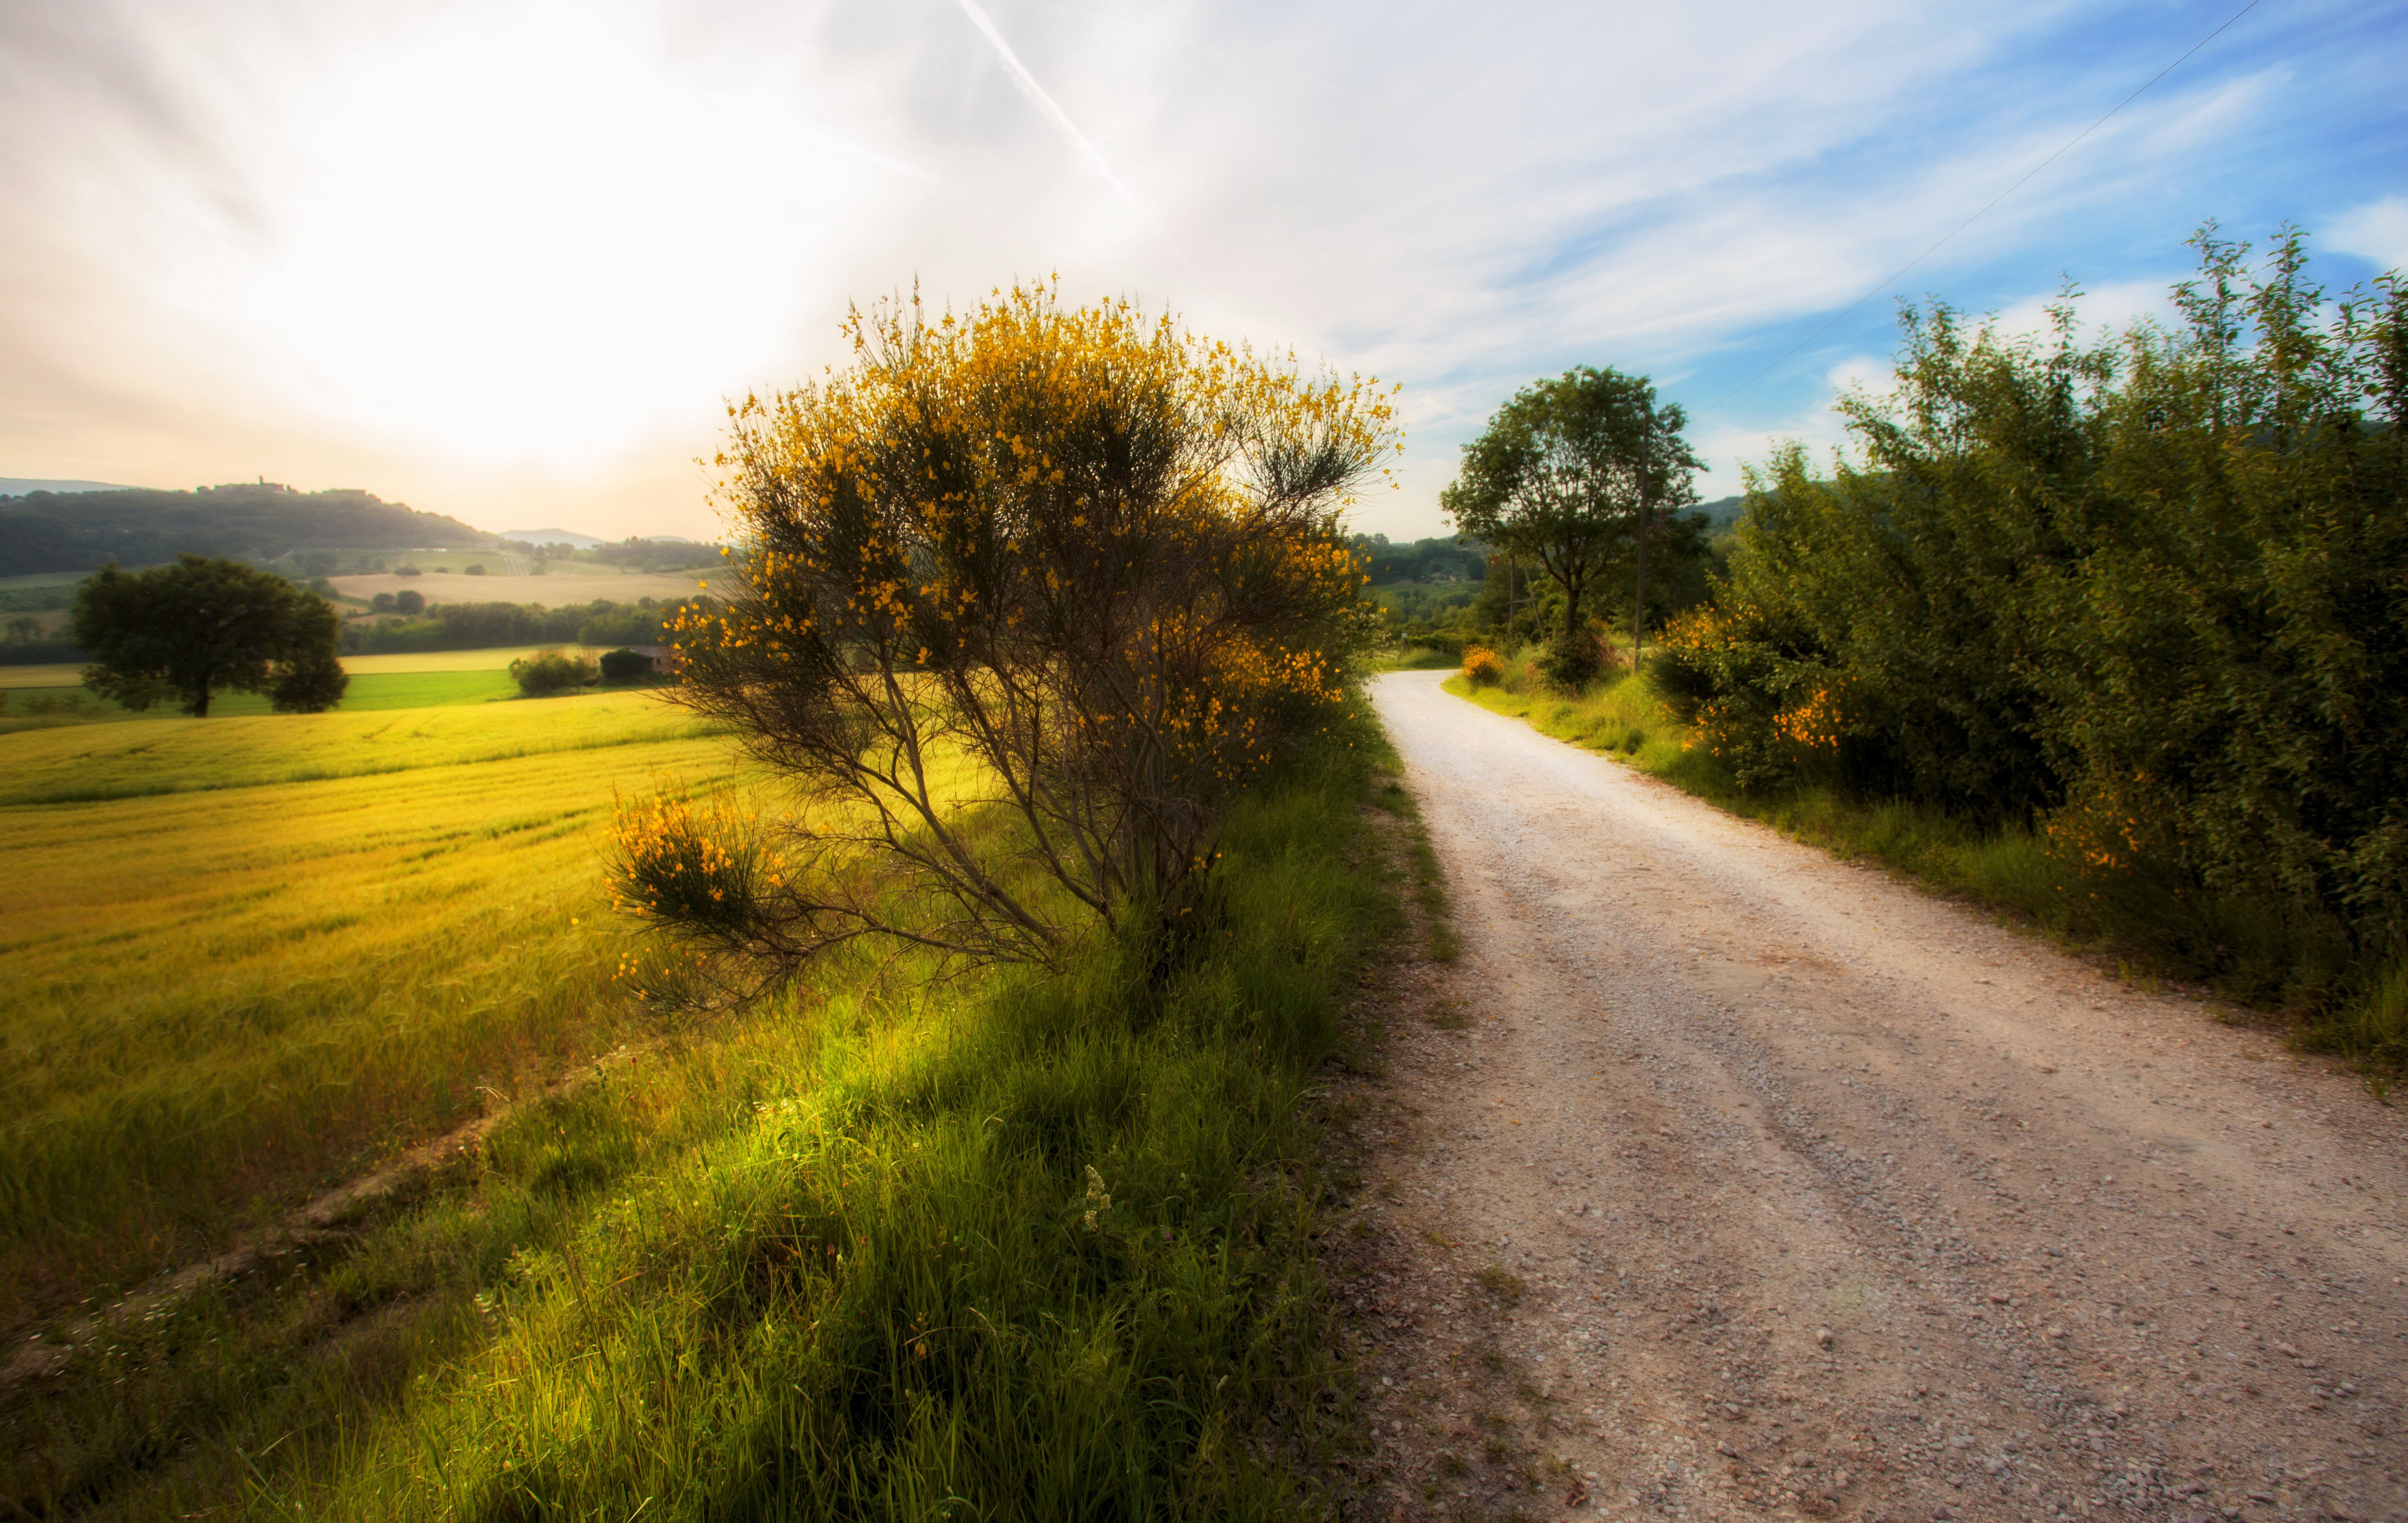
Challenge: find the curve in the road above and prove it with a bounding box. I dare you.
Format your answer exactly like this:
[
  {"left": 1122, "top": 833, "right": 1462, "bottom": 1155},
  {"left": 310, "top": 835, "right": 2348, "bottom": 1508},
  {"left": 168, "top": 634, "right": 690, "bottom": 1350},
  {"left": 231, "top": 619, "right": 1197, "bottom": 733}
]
[{"left": 1354, "top": 669, "right": 2407, "bottom": 1522}]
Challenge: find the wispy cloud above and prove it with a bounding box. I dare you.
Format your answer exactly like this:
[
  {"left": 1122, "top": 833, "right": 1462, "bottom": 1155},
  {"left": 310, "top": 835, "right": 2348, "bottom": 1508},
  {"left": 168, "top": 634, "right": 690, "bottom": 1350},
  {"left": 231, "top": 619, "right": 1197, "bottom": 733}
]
[
  {"left": 2329, "top": 196, "right": 2408, "bottom": 273},
  {"left": 951, "top": 0, "right": 1140, "bottom": 211},
  {"left": 0, "top": 0, "right": 2398, "bottom": 537}
]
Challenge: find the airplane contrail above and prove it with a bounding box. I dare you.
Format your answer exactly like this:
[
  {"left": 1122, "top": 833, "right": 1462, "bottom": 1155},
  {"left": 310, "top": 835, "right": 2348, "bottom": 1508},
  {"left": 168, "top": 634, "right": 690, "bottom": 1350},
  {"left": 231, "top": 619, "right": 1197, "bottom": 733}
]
[{"left": 952, "top": 0, "right": 1143, "bottom": 211}]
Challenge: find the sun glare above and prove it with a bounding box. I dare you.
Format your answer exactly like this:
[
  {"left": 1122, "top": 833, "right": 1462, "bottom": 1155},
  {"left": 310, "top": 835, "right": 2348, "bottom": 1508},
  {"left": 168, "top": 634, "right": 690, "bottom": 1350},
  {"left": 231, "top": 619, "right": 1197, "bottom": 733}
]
[{"left": 221, "top": 11, "right": 883, "bottom": 464}]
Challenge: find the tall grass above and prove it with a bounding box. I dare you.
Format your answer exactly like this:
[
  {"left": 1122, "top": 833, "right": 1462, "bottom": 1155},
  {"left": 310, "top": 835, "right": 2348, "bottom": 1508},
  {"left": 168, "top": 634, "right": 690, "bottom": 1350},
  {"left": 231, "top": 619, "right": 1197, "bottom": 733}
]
[
  {"left": 1448, "top": 657, "right": 2407, "bottom": 1069},
  {"left": 7, "top": 703, "right": 1398, "bottom": 1520}
]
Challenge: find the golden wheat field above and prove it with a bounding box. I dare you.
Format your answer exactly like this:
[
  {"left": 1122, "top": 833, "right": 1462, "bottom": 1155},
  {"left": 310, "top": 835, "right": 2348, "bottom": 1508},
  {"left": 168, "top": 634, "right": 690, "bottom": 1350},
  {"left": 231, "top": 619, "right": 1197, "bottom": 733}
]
[{"left": 0, "top": 689, "right": 739, "bottom": 1332}]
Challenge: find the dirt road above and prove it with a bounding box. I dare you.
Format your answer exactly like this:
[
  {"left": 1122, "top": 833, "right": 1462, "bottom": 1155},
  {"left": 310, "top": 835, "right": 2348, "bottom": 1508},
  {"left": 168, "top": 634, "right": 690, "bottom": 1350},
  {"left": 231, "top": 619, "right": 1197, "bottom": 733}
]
[{"left": 1340, "top": 671, "right": 2408, "bottom": 1522}]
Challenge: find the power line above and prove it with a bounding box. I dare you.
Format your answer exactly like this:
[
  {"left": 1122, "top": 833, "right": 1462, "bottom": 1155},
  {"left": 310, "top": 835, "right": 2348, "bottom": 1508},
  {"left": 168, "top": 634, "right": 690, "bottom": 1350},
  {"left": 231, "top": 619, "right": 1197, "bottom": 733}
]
[{"left": 1708, "top": 0, "right": 2266, "bottom": 411}]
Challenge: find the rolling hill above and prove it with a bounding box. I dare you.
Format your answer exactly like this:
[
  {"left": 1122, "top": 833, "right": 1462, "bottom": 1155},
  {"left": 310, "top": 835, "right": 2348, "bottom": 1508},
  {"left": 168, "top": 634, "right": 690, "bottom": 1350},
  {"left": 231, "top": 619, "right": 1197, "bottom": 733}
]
[{"left": 0, "top": 482, "right": 495, "bottom": 577}]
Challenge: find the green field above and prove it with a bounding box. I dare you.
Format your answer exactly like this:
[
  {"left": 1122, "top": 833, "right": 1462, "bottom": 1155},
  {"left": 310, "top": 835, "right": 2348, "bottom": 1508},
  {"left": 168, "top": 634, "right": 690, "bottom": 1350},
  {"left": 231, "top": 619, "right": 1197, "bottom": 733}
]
[
  {"left": 0, "top": 692, "right": 736, "bottom": 1333},
  {"left": 0, "top": 646, "right": 634, "bottom": 732},
  {"left": 1, "top": 676, "right": 1408, "bottom": 1518}
]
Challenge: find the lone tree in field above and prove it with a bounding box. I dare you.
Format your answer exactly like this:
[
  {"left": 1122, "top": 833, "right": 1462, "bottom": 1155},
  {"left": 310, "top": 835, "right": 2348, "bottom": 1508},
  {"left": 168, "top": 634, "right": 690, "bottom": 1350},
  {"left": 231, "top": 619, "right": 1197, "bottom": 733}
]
[
  {"left": 611, "top": 284, "right": 1396, "bottom": 1004},
  {"left": 73, "top": 555, "right": 349, "bottom": 716},
  {"left": 1442, "top": 366, "right": 1702, "bottom": 655}
]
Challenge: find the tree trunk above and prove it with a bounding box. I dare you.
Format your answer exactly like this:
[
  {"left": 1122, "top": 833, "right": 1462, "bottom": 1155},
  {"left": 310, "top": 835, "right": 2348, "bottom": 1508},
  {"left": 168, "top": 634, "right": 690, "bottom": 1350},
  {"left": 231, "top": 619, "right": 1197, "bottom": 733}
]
[{"left": 1563, "top": 581, "right": 1581, "bottom": 642}]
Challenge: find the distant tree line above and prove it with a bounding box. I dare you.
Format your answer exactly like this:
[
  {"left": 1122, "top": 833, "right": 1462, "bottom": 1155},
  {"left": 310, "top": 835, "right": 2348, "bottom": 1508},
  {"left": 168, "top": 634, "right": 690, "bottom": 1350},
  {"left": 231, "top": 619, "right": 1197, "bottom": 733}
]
[
  {"left": 0, "top": 482, "right": 492, "bottom": 576},
  {"left": 1, "top": 620, "right": 82, "bottom": 664},
  {"left": 339, "top": 597, "right": 700, "bottom": 654},
  {"left": 1351, "top": 533, "right": 1489, "bottom": 585},
  {"left": 589, "top": 537, "right": 723, "bottom": 573},
  {"left": 490, "top": 536, "right": 724, "bottom": 574}
]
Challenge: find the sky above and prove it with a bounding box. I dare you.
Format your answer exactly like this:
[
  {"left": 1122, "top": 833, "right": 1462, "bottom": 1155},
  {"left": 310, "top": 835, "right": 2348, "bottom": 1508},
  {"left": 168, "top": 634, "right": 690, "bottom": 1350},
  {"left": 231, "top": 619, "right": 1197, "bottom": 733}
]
[{"left": 1, "top": 0, "right": 2402, "bottom": 543}]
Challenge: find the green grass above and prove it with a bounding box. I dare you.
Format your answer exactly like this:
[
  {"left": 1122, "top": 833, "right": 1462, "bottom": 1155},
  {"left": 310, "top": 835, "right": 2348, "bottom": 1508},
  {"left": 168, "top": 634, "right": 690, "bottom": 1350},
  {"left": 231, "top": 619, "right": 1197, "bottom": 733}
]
[
  {"left": 4, "top": 697, "right": 1404, "bottom": 1519},
  {"left": 1446, "top": 654, "right": 2406, "bottom": 1071},
  {"left": 1368, "top": 644, "right": 1463, "bottom": 673},
  {"left": 0, "top": 689, "right": 707, "bottom": 804}
]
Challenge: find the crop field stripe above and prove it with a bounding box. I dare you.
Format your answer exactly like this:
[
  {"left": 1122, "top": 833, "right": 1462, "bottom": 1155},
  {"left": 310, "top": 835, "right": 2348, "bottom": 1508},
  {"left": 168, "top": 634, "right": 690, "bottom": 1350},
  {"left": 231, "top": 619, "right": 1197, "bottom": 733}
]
[{"left": 0, "top": 691, "right": 716, "bottom": 805}]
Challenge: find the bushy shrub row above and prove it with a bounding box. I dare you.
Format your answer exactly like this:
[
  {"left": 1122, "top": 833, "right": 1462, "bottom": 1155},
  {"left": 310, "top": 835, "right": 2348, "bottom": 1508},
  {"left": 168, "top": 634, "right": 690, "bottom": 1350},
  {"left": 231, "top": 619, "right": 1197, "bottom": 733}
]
[
  {"left": 1653, "top": 227, "right": 2408, "bottom": 991},
  {"left": 508, "top": 649, "right": 597, "bottom": 695},
  {"left": 342, "top": 597, "right": 699, "bottom": 654}
]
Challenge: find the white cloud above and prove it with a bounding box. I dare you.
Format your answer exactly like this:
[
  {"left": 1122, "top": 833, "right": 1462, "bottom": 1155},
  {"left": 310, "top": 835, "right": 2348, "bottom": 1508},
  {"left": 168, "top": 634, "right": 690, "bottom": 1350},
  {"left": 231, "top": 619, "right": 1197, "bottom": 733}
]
[
  {"left": 2329, "top": 196, "right": 2408, "bottom": 273},
  {"left": 1993, "top": 277, "right": 2178, "bottom": 342}
]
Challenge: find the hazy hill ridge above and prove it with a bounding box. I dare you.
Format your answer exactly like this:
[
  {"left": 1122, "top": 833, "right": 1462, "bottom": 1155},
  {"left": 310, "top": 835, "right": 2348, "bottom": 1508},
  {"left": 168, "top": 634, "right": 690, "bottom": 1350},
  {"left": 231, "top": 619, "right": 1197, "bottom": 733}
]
[
  {"left": 0, "top": 482, "right": 494, "bottom": 577},
  {"left": 0, "top": 477, "right": 129, "bottom": 497},
  {"left": 498, "top": 527, "right": 607, "bottom": 549}
]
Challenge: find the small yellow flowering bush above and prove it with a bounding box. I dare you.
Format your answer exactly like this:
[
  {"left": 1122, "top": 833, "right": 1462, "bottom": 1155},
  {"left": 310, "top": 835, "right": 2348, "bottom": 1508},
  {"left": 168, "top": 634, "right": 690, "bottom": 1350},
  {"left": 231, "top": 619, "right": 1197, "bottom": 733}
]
[
  {"left": 1648, "top": 603, "right": 1842, "bottom": 790},
  {"left": 1461, "top": 645, "right": 1504, "bottom": 686}
]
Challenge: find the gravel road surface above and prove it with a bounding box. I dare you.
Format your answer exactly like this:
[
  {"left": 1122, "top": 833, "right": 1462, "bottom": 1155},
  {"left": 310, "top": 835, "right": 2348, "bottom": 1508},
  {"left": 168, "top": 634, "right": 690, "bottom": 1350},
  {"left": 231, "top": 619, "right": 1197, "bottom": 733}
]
[{"left": 1339, "top": 670, "right": 2408, "bottom": 1522}]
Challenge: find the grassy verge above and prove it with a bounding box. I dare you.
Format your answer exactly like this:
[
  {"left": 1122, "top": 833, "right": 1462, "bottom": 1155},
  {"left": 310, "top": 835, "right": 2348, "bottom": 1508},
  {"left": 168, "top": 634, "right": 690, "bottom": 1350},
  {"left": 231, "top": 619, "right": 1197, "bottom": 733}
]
[
  {"left": 1446, "top": 655, "right": 2403, "bottom": 1074},
  {"left": 1367, "top": 644, "right": 1463, "bottom": 674},
  {"left": 7, "top": 705, "right": 1401, "bottom": 1520}
]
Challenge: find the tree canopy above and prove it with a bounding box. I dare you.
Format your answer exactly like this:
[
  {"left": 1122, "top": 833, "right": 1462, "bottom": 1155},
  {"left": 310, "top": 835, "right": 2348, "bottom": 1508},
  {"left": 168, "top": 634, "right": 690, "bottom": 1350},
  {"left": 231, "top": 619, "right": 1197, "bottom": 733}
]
[
  {"left": 73, "top": 555, "right": 349, "bottom": 716},
  {"left": 1441, "top": 366, "right": 1702, "bottom": 644}
]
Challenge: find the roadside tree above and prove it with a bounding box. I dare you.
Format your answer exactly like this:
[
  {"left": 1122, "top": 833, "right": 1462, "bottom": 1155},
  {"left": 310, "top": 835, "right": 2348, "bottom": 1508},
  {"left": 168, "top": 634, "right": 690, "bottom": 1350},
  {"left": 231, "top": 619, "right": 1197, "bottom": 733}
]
[
  {"left": 612, "top": 283, "right": 1396, "bottom": 1004},
  {"left": 72, "top": 555, "right": 349, "bottom": 716},
  {"left": 1441, "top": 366, "right": 1702, "bottom": 658}
]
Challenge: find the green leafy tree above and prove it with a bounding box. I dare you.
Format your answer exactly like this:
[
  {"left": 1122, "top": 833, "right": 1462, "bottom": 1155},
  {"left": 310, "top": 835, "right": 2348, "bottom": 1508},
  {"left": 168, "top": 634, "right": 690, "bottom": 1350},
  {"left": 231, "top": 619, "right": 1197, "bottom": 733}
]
[
  {"left": 72, "top": 555, "right": 349, "bottom": 716},
  {"left": 598, "top": 647, "right": 654, "bottom": 684},
  {"left": 508, "top": 649, "right": 597, "bottom": 695},
  {"left": 270, "top": 595, "right": 350, "bottom": 712},
  {"left": 1441, "top": 366, "right": 1702, "bottom": 649}
]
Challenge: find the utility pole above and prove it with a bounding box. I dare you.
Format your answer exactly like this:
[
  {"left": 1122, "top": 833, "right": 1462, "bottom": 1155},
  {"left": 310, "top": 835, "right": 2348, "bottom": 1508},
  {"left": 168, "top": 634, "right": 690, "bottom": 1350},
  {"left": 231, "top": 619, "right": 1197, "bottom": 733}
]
[{"left": 1631, "top": 406, "right": 1651, "bottom": 666}]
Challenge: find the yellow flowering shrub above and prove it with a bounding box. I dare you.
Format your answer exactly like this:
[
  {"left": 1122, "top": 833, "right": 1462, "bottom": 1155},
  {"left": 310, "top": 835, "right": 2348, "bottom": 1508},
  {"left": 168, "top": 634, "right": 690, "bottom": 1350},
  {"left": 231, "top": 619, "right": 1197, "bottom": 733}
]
[
  {"left": 623, "top": 281, "right": 1401, "bottom": 997},
  {"left": 1651, "top": 603, "right": 1846, "bottom": 789},
  {"left": 1461, "top": 645, "right": 1504, "bottom": 687}
]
